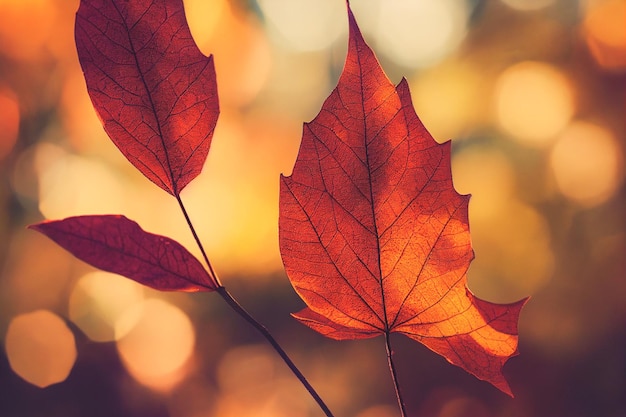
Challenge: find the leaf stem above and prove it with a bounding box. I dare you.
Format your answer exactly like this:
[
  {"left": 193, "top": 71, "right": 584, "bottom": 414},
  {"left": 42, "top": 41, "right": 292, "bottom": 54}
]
[
  {"left": 175, "top": 195, "right": 334, "bottom": 417},
  {"left": 385, "top": 332, "right": 407, "bottom": 417},
  {"left": 175, "top": 194, "right": 222, "bottom": 288},
  {"left": 216, "top": 287, "right": 335, "bottom": 417}
]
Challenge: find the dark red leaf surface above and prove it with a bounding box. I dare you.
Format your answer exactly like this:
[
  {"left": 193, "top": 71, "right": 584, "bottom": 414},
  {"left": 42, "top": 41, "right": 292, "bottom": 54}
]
[
  {"left": 279, "top": 5, "right": 527, "bottom": 395},
  {"left": 30, "top": 215, "right": 216, "bottom": 292},
  {"left": 75, "top": 0, "right": 219, "bottom": 195}
]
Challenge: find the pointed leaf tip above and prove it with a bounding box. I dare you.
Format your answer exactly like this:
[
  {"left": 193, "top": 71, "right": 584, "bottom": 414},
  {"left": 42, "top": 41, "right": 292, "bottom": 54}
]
[
  {"left": 346, "top": 1, "right": 364, "bottom": 44},
  {"left": 31, "top": 215, "right": 217, "bottom": 292}
]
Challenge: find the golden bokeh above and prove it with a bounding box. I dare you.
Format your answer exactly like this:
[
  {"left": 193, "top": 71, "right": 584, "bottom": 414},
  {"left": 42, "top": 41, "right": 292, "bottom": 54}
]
[
  {"left": 183, "top": 0, "right": 228, "bottom": 47},
  {"left": 372, "top": 0, "right": 469, "bottom": 68},
  {"left": 68, "top": 271, "right": 145, "bottom": 342},
  {"left": 258, "top": 0, "right": 345, "bottom": 52},
  {"left": 550, "top": 120, "right": 623, "bottom": 206},
  {"left": 35, "top": 144, "right": 128, "bottom": 219},
  {"left": 60, "top": 69, "right": 114, "bottom": 154},
  {"left": 116, "top": 299, "right": 196, "bottom": 391},
  {"left": 409, "top": 61, "right": 486, "bottom": 141},
  {"left": 5, "top": 310, "right": 77, "bottom": 388},
  {"left": 453, "top": 147, "right": 553, "bottom": 301},
  {"left": 470, "top": 198, "right": 554, "bottom": 301},
  {"left": 494, "top": 61, "right": 575, "bottom": 146},
  {"left": 193, "top": 1, "right": 271, "bottom": 107},
  {"left": 452, "top": 147, "right": 516, "bottom": 219},
  {"left": 1, "top": 229, "right": 74, "bottom": 313}
]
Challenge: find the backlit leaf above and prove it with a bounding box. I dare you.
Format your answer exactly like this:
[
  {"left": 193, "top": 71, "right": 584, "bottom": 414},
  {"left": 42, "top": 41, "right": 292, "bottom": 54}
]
[
  {"left": 30, "top": 215, "right": 216, "bottom": 292},
  {"left": 279, "top": 4, "right": 527, "bottom": 396},
  {"left": 75, "top": 0, "right": 219, "bottom": 195}
]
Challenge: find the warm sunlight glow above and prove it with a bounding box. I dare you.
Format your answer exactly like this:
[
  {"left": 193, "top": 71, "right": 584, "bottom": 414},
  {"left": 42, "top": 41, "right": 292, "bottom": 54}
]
[
  {"left": 454, "top": 147, "right": 553, "bottom": 301},
  {"left": 452, "top": 147, "right": 516, "bottom": 216},
  {"left": 258, "top": 0, "right": 345, "bottom": 51},
  {"left": 410, "top": 62, "right": 484, "bottom": 141},
  {"left": 0, "top": 0, "right": 56, "bottom": 60},
  {"left": 375, "top": 0, "right": 469, "bottom": 68},
  {"left": 500, "top": 0, "right": 556, "bottom": 11},
  {"left": 583, "top": 0, "right": 626, "bottom": 70},
  {"left": 495, "top": 61, "right": 575, "bottom": 146},
  {"left": 182, "top": 114, "right": 287, "bottom": 275},
  {"left": 550, "top": 120, "right": 623, "bottom": 206},
  {"left": 116, "top": 299, "right": 195, "bottom": 391},
  {"left": 196, "top": 4, "right": 271, "bottom": 107},
  {"left": 183, "top": 0, "right": 227, "bottom": 46},
  {"left": 470, "top": 198, "right": 553, "bottom": 301},
  {"left": 60, "top": 70, "right": 114, "bottom": 154},
  {"left": 0, "top": 87, "right": 19, "bottom": 159},
  {"left": 5, "top": 310, "right": 76, "bottom": 387},
  {"left": 35, "top": 143, "right": 126, "bottom": 219},
  {"left": 69, "top": 271, "right": 145, "bottom": 342},
  {"left": 257, "top": 52, "right": 332, "bottom": 121},
  {"left": 2, "top": 230, "right": 74, "bottom": 313}
]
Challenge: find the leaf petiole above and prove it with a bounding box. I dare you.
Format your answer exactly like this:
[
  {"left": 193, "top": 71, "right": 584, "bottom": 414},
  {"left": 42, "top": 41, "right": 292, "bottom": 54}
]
[
  {"left": 385, "top": 332, "right": 407, "bottom": 417},
  {"left": 175, "top": 195, "right": 221, "bottom": 288}
]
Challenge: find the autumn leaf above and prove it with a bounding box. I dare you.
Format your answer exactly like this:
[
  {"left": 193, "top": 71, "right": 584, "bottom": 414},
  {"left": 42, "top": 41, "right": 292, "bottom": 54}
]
[
  {"left": 75, "top": 0, "right": 219, "bottom": 195},
  {"left": 279, "top": 4, "right": 527, "bottom": 396},
  {"left": 30, "top": 215, "right": 217, "bottom": 292}
]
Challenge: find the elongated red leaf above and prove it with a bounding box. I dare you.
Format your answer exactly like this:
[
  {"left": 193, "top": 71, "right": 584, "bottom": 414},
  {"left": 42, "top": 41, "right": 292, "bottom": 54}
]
[
  {"left": 279, "top": 4, "right": 527, "bottom": 396},
  {"left": 30, "top": 215, "right": 216, "bottom": 292},
  {"left": 75, "top": 0, "right": 219, "bottom": 195}
]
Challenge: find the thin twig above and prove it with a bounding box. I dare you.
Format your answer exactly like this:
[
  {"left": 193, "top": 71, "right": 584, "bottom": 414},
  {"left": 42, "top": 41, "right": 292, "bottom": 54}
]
[
  {"left": 175, "top": 195, "right": 334, "bottom": 417},
  {"left": 175, "top": 194, "right": 221, "bottom": 287},
  {"left": 385, "top": 332, "right": 407, "bottom": 417},
  {"left": 217, "top": 287, "right": 335, "bottom": 417}
]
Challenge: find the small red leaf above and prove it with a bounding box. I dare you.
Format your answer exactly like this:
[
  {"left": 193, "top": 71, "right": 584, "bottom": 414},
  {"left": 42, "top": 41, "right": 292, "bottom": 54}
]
[
  {"left": 30, "top": 215, "right": 216, "bottom": 292},
  {"left": 279, "top": 4, "right": 527, "bottom": 395},
  {"left": 75, "top": 0, "right": 219, "bottom": 195}
]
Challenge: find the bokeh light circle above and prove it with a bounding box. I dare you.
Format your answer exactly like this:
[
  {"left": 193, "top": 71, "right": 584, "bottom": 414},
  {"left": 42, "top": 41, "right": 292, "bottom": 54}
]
[
  {"left": 116, "top": 299, "right": 196, "bottom": 390},
  {"left": 258, "top": 0, "right": 345, "bottom": 51},
  {"left": 375, "top": 0, "right": 469, "bottom": 68},
  {"left": 495, "top": 61, "right": 575, "bottom": 146},
  {"left": 69, "top": 271, "right": 144, "bottom": 342},
  {"left": 550, "top": 120, "right": 623, "bottom": 206},
  {"left": 5, "top": 310, "right": 77, "bottom": 387}
]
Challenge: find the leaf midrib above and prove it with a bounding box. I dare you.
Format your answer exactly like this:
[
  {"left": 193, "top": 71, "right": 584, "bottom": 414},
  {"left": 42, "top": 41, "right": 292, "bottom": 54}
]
[{"left": 113, "top": 0, "right": 177, "bottom": 194}]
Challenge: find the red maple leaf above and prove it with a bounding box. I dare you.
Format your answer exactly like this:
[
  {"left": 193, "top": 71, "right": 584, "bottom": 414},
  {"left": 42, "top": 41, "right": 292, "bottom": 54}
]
[
  {"left": 75, "top": 0, "right": 219, "bottom": 196},
  {"left": 279, "top": 4, "right": 527, "bottom": 396},
  {"left": 30, "top": 215, "right": 216, "bottom": 292}
]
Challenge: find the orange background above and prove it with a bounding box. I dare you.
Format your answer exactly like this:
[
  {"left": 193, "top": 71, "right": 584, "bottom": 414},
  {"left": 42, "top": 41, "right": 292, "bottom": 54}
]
[{"left": 0, "top": 0, "right": 624, "bottom": 416}]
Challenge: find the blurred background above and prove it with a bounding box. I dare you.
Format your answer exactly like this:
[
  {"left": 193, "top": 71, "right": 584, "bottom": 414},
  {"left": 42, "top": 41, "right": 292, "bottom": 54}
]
[{"left": 0, "top": 0, "right": 624, "bottom": 416}]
